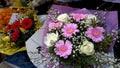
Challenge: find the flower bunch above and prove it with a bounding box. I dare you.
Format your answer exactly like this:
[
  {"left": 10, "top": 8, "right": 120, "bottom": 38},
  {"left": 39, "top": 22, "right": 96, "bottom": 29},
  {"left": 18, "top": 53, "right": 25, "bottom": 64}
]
[
  {"left": 44, "top": 13, "right": 114, "bottom": 67},
  {"left": 5, "top": 18, "right": 32, "bottom": 40},
  {"left": 2, "top": 14, "right": 40, "bottom": 47}
]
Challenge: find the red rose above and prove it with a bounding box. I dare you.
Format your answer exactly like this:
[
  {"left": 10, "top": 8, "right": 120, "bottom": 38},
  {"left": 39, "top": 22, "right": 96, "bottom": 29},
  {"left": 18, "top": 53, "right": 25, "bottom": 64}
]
[
  {"left": 21, "top": 18, "right": 33, "bottom": 29},
  {"left": 11, "top": 20, "right": 20, "bottom": 30},
  {"left": 4, "top": 25, "right": 11, "bottom": 34},
  {"left": 11, "top": 29, "right": 19, "bottom": 41}
]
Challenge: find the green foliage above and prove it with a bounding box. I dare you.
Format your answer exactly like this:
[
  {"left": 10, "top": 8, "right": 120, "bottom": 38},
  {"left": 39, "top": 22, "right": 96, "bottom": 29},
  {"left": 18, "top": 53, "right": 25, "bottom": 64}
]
[
  {"left": 49, "top": 46, "right": 55, "bottom": 54},
  {"left": 21, "top": 0, "right": 30, "bottom": 7},
  {"left": 94, "top": 35, "right": 113, "bottom": 52},
  {"left": 15, "top": 29, "right": 35, "bottom": 47},
  {"left": 59, "top": 53, "right": 96, "bottom": 68}
]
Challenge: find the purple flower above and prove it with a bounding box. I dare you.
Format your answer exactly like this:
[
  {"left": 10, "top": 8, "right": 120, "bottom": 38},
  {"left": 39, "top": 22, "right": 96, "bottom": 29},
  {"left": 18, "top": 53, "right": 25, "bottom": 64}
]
[
  {"left": 86, "top": 26, "right": 105, "bottom": 42},
  {"left": 54, "top": 40, "right": 72, "bottom": 58}
]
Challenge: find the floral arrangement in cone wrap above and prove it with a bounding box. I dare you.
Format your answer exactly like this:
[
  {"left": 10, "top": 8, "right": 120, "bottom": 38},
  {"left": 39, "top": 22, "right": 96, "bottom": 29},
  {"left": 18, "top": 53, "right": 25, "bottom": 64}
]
[
  {"left": 0, "top": 2, "right": 41, "bottom": 49},
  {"left": 43, "top": 12, "right": 116, "bottom": 67},
  {"left": 3, "top": 16, "right": 37, "bottom": 47}
]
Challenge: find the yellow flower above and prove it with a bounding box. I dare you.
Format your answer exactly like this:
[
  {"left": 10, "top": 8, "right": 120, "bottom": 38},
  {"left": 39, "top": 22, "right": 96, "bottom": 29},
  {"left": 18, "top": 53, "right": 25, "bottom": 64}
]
[
  {"left": 20, "top": 27, "right": 25, "bottom": 33},
  {"left": 5, "top": 42, "right": 15, "bottom": 47},
  {"left": 22, "top": 18, "right": 24, "bottom": 21},
  {"left": 2, "top": 36, "right": 9, "bottom": 41},
  {"left": 33, "top": 14, "right": 38, "bottom": 21}
]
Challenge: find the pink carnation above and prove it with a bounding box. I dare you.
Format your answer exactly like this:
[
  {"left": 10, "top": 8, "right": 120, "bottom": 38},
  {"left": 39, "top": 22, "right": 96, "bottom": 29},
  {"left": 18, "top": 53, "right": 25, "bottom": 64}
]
[
  {"left": 71, "top": 13, "right": 86, "bottom": 22},
  {"left": 62, "top": 23, "right": 79, "bottom": 38},
  {"left": 86, "top": 26, "right": 105, "bottom": 42},
  {"left": 55, "top": 21, "right": 63, "bottom": 28},
  {"left": 49, "top": 22, "right": 56, "bottom": 30},
  {"left": 54, "top": 40, "right": 72, "bottom": 58},
  {"left": 49, "top": 22, "right": 63, "bottom": 30}
]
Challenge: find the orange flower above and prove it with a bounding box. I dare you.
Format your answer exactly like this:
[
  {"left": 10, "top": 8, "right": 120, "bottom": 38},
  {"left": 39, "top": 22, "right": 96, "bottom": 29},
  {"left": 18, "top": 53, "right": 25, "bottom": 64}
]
[
  {"left": 0, "top": 24, "right": 4, "bottom": 29},
  {"left": 0, "top": 8, "right": 12, "bottom": 25}
]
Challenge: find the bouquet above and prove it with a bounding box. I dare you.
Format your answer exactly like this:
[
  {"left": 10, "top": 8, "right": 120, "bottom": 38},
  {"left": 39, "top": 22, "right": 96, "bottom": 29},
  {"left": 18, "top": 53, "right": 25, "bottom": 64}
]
[
  {"left": 44, "top": 12, "right": 115, "bottom": 67},
  {"left": 1, "top": 12, "right": 41, "bottom": 47},
  {"left": 0, "top": 1, "right": 41, "bottom": 55}
]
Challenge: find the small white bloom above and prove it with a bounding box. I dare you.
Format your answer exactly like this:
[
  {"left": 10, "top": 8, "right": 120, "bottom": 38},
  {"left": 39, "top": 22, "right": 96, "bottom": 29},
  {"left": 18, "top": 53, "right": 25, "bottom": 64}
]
[
  {"left": 44, "top": 32, "right": 58, "bottom": 47},
  {"left": 57, "top": 13, "right": 70, "bottom": 23},
  {"left": 85, "top": 14, "right": 97, "bottom": 21},
  {"left": 81, "top": 20, "right": 91, "bottom": 26},
  {"left": 79, "top": 40, "right": 95, "bottom": 55},
  {"left": 82, "top": 14, "right": 97, "bottom": 26}
]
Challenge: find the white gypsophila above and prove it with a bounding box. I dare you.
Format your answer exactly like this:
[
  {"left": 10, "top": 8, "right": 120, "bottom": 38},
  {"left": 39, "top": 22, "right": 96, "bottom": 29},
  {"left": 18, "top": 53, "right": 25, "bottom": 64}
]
[
  {"left": 44, "top": 32, "right": 58, "bottom": 47},
  {"left": 79, "top": 40, "right": 95, "bottom": 55},
  {"left": 81, "top": 14, "right": 97, "bottom": 26},
  {"left": 81, "top": 20, "right": 91, "bottom": 26},
  {"left": 94, "top": 52, "right": 120, "bottom": 68},
  {"left": 57, "top": 13, "right": 70, "bottom": 23}
]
